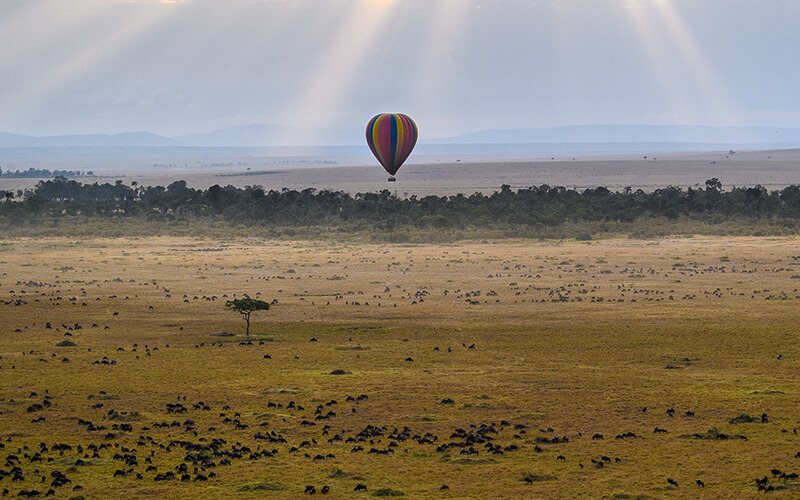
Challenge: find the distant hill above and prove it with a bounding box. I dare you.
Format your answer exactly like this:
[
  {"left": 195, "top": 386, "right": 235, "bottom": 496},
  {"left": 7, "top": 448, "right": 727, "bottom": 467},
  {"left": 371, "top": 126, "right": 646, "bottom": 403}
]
[
  {"left": 2, "top": 125, "right": 800, "bottom": 151},
  {"left": 0, "top": 132, "right": 35, "bottom": 147},
  {"left": 176, "top": 124, "right": 363, "bottom": 147},
  {"left": 0, "top": 132, "right": 184, "bottom": 147}
]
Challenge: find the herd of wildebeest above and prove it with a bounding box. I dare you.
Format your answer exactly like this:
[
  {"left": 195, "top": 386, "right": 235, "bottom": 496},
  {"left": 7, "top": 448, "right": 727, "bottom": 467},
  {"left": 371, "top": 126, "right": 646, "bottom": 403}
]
[{"left": 1, "top": 239, "right": 800, "bottom": 497}]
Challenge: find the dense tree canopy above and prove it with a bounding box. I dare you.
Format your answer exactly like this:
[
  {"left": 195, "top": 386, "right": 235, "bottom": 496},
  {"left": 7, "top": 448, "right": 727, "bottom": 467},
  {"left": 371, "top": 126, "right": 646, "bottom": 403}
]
[{"left": 2, "top": 177, "right": 800, "bottom": 238}]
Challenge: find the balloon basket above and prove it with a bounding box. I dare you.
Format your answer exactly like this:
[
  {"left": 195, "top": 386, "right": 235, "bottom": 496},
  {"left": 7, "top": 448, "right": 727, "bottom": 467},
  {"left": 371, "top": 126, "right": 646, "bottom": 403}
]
[{"left": 388, "top": 177, "right": 396, "bottom": 182}]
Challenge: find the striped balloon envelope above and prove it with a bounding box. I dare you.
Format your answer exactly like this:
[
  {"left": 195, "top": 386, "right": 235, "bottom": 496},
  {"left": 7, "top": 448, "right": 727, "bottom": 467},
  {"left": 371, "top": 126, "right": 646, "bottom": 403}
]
[{"left": 365, "top": 113, "right": 418, "bottom": 180}]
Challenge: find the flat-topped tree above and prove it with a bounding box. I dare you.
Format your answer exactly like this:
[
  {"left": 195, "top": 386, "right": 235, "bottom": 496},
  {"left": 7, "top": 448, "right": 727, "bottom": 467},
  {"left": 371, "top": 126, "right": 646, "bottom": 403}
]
[{"left": 225, "top": 298, "right": 270, "bottom": 337}]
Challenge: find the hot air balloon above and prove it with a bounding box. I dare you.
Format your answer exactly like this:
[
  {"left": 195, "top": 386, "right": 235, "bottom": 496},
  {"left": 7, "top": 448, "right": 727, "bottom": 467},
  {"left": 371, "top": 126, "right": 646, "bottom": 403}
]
[{"left": 366, "top": 113, "right": 418, "bottom": 182}]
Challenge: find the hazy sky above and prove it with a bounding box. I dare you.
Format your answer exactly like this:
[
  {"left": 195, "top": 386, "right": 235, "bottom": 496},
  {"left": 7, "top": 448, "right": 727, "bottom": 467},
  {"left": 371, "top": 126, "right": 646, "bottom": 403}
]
[{"left": 2, "top": 0, "right": 799, "bottom": 138}]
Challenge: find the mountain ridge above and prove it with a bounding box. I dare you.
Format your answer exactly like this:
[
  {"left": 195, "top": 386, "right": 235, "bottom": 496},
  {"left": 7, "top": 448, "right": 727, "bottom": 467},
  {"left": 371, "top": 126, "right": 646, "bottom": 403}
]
[
  {"left": 0, "top": 131, "right": 184, "bottom": 148},
  {"left": 2, "top": 125, "right": 800, "bottom": 150}
]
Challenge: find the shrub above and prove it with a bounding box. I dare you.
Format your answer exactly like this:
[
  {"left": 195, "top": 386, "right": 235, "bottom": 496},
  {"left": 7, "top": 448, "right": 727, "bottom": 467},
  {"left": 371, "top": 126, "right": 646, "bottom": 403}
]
[{"left": 372, "top": 488, "right": 405, "bottom": 497}]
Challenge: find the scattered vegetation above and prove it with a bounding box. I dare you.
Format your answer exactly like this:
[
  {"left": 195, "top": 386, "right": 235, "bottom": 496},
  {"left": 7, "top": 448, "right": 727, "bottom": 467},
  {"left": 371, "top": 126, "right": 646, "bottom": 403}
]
[
  {"left": 327, "top": 468, "right": 364, "bottom": 480},
  {"left": 680, "top": 428, "right": 747, "bottom": 440}
]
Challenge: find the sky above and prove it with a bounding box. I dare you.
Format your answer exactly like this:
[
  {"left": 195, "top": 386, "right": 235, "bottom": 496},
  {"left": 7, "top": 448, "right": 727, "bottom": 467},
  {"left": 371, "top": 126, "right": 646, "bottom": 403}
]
[{"left": 1, "top": 0, "right": 800, "bottom": 139}]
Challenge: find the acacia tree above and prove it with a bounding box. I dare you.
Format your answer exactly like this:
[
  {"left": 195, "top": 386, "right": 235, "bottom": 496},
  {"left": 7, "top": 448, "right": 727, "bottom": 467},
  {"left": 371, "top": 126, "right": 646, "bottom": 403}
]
[{"left": 225, "top": 298, "right": 270, "bottom": 337}]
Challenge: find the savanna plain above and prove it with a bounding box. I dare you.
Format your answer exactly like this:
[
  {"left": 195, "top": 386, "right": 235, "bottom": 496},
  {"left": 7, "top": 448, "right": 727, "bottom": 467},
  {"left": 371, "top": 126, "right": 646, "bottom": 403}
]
[{"left": 2, "top": 236, "right": 799, "bottom": 499}]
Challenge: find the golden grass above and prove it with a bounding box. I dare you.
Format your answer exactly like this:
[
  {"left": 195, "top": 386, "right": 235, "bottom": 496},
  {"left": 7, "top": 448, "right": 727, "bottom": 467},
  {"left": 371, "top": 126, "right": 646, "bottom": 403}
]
[{"left": 1, "top": 236, "right": 800, "bottom": 498}]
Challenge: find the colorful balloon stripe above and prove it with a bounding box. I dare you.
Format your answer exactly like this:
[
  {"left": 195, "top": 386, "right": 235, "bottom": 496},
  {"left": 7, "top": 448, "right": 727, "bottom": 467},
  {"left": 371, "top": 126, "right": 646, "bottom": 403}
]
[{"left": 366, "top": 113, "right": 418, "bottom": 177}]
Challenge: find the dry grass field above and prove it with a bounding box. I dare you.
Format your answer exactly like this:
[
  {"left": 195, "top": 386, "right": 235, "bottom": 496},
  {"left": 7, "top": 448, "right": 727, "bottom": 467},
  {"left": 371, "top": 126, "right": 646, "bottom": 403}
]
[{"left": 2, "top": 236, "right": 800, "bottom": 498}]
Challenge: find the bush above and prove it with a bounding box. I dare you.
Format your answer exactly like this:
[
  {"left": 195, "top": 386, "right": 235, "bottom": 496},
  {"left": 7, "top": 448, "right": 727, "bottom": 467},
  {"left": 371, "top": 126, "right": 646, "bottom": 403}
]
[
  {"left": 728, "top": 413, "right": 760, "bottom": 424},
  {"left": 372, "top": 488, "right": 405, "bottom": 497}
]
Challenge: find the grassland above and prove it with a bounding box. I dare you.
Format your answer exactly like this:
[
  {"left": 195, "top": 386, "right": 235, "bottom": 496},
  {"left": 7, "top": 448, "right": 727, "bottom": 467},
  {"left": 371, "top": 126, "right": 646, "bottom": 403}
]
[{"left": 1, "top": 236, "right": 800, "bottom": 498}]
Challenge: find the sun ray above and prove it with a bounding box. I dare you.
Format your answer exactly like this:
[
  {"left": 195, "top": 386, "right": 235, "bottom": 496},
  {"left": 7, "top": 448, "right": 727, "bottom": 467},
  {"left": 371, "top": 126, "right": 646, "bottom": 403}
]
[
  {"left": 408, "top": 0, "right": 470, "bottom": 138},
  {"left": 776, "top": 0, "right": 800, "bottom": 16},
  {"left": 1, "top": 1, "right": 183, "bottom": 134},
  {"left": 185, "top": 2, "right": 319, "bottom": 132},
  {"left": 649, "top": 0, "right": 746, "bottom": 125},
  {"left": 0, "top": 1, "right": 113, "bottom": 75},
  {"left": 275, "top": 0, "right": 401, "bottom": 144},
  {"left": 623, "top": 0, "right": 687, "bottom": 123}
]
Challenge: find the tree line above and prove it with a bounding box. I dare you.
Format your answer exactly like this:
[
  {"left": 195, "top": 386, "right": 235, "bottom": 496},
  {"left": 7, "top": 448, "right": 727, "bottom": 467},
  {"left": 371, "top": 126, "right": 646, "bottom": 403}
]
[
  {"left": 0, "top": 167, "right": 94, "bottom": 178},
  {"left": 2, "top": 177, "right": 800, "bottom": 237}
]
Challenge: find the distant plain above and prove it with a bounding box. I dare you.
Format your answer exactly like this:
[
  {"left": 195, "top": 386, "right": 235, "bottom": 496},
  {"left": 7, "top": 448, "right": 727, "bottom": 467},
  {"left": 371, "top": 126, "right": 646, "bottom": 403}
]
[{"left": 2, "top": 148, "right": 800, "bottom": 196}]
